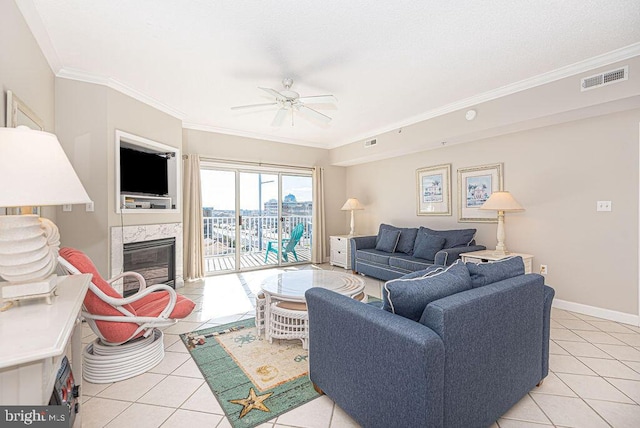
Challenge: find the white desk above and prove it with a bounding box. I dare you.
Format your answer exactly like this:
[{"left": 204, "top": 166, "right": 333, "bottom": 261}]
[{"left": 0, "top": 274, "right": 90, "bottom": 427}]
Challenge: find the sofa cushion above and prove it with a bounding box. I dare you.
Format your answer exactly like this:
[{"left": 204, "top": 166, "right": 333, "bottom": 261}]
[
  {"left": 466, "top": 255, "right": 525, "bottom": 288},
  {"left": 420, "top": 226, "right": 476, "bottom": 249},
  {"left": 375, "top": 228, "right": 401, "bottom": 253},
  {"left": 356, "top": 249, "right": 392, "bottom": 265},
  {"left": 413, "top": 233, "right": 446, "bottom": 261},
  {"left": 382, "top": 260, "right": 472, "bottom": 321},
  {"left": 376, "top": 224, "right": 418, "bottom": 254},
  {"left": 388, "top": 254, "right": 434, "bottom": 272}
]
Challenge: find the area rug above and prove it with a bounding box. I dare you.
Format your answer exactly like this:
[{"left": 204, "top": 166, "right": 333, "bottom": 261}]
[{"left": 180, "top": 317, "right": 318, "bottom": 428}]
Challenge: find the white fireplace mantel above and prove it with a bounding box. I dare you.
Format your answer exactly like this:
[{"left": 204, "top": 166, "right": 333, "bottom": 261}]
[{"left": 110, "top": 223, "right": 184, "bottom": 294}]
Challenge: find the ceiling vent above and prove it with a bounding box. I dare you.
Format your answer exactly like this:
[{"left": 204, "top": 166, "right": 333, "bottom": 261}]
[
  {"left": 581, "top": 66, "right": 628, "bottom": 91},
  {"left": 364, "top": 138, "right": 377, "bottom": 148}
]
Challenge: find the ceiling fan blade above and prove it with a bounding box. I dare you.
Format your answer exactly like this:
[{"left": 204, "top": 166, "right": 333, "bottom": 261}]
[
  {"left": 297, "top": 94, "right": 337, "bottom": 103},
  {"left": 297, "top": 105, "right": 332, "bottom": 123},
  {"left": 259, "top": 87, "right": 285, "bottom": 99},
  {"left": 231, "top": 102, "right": 277, "bottom": 110},
  {"left": 271, "top": 108, "right": 288, "bottom": 127}
]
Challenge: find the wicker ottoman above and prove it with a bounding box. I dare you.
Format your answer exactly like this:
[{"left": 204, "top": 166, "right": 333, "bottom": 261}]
[{"left": 268, "top": 301, "right": 309, "bottom": 349}]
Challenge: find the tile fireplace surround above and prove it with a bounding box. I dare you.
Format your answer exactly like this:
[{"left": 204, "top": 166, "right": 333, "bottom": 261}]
[{"left": 110, "top": 223, "right": 184, "bottom": 294}]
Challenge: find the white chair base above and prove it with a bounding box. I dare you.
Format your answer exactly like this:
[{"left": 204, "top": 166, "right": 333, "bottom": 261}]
[{"left": 83, "top": 329, "right": 165, "bottom": 383}]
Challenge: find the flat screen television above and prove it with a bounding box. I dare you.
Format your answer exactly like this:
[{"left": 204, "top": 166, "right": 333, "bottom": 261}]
[{"left": 120, "top": 147, "right": 169, "bottom": 196}]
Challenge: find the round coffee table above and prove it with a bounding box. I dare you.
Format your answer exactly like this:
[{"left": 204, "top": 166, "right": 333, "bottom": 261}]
[{"left": 258, "top": 270, "right": 365, "bottom": 348}]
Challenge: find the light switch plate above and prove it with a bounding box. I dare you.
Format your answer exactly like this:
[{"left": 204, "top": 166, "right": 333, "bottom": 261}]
[
  {"left": 86, "top": 201, "right": 94, "bottom": 212},
  {"left": 62, "top": 204, "right": 72, "bottom": 212}
]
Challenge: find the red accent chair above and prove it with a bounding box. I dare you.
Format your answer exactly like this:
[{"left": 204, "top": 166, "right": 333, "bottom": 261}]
[{"left": 58, "top": 247, "right": 195, "bottom": 383}]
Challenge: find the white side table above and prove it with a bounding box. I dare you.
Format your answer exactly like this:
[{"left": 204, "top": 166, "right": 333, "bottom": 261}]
[
  {"left": 460, "top": 250, "right": 533, "bottom": 274},
  {"left": 330, "top": 235, "right": 357, "bottom": 269},
  {"left": 0, "top": 274, "right": 90, "bottom": 427}
]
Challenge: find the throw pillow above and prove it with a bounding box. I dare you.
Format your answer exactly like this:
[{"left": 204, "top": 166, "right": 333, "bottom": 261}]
[
  {"left": 375, "top": 223, "right": 398, "bottom": 245},
  {"left": 398, "top": 265, "right": 446, "bottom": 280},
  {"left": 375, "top": 228, "right": 401, "bottom": 253},
  {"left": 466, "top": 256, "right": 525, "bottom": 288},
  {"left": 375, "top": 224, "right": 418, "bottom": 254},
  {"left": 413, "top": 232, "right": 446, "bottom": 261},
  {"left": 420, "top": 227, "right": 476, "bottom": 249},
  {"left": 396, "top": 227, "right": 419, "bottom": 254},
  {"left": 382, "top": 260, "right": 472, "bottom": 321}
]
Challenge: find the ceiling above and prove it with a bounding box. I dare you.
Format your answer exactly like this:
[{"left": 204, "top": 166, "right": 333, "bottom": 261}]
[{"left": 17, "top": 0, "right": 640, "bottom": 149}]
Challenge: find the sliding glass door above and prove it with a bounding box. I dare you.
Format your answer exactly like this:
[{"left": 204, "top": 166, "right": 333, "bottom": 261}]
[{"left": 201, "top": 165, "right": 312, "bottom": 275}]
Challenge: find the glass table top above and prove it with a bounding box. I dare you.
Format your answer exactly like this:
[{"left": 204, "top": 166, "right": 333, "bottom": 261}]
[{"left": 260, "top": 270, "right": 365, "bottom": 301}]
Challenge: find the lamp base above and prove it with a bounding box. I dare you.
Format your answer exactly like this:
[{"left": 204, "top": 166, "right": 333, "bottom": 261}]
[{"left": 1, "top": 274, "right": 58, "bottom": 305}]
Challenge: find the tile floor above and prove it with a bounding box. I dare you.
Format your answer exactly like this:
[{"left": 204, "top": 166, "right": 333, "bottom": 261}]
[{"left": 80, "top": 263, "right": 640, "bottom": 428}]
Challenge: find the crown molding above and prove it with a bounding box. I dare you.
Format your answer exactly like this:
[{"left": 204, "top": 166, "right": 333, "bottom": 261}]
[
  {"left": 56, "top": 68, "right": 187, "bottom": 120},
  {"left": 182, "top": 122, "right": 329, "bottom": 149},
  {"left": 331, "top": 42, "right": 640, "bottom": 149},
  {"left": 15, "top": 1, "right": 62, "bottom": 74}
]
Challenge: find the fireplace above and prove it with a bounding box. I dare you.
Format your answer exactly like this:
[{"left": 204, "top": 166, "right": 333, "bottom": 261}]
[{"left": 122, "top": 237, "right": 176, "bottom": 297}]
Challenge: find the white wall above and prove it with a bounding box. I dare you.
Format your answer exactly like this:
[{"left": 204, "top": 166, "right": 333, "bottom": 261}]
[
  {"left": 55, "top": 78, "right": 183, "bottom": 274},
  {"left": 345, "top": 109, "right": 640, "bottom": 319},
  {"left": 0, "top": 0, "right": 56, "bottom": 220}
]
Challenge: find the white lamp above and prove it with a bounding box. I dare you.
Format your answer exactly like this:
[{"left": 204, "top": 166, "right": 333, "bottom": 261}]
[
  {"left": 0, "top": 127, "right": 91, "bottom": 306},
  {"left": 479, "top": 191, "right": 524, "bottom": 256},
  {"left": 341, "top": 198, "right": 364, "bottom": 236}
]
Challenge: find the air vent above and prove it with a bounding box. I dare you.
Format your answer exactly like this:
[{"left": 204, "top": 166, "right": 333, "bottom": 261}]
[
  {"left": 581, "top": 66, "right": 628, "bottom": 91},
  {"left": 364, "top": 138, "right": 377, "bottom": 148}
]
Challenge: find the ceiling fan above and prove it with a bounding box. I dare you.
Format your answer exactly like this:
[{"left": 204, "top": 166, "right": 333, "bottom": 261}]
[{"left": 231, "top": 78, "right": 337, "bottom": 127}]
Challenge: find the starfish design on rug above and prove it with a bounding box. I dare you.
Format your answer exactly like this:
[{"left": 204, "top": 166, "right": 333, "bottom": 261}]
[{"left": 229, "top": 387, "right": 274, "bottom": 418}]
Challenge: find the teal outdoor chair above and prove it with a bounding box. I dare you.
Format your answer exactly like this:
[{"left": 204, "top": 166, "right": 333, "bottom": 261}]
[{"left": 265, "top": 223, "right": 305, "bottom": 262}]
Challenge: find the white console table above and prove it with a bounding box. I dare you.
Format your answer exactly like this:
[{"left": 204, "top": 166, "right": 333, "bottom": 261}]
[{"left": 0, "top": 274, "right": 90, "bottom": 427}]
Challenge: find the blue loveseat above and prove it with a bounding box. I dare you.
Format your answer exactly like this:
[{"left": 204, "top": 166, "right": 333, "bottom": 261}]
[
  {"left": 351, "top": 224, "right": 486, "bottom": 281},
  {"left": 306, "top": 257, "right": 555, "bottom": 428}
]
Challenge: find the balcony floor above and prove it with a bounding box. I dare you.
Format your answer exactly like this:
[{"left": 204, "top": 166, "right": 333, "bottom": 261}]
[{"left": 205, "top": 248, "right": 312, "bottom": 273}]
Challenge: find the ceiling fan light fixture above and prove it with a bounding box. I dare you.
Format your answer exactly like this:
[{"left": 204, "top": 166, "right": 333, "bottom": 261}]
[{"left": 232, "top": 78, "right": 336, "bottom": 127}]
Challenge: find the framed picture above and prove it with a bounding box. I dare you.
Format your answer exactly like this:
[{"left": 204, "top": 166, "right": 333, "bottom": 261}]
[
  {"left": 6, "top": 90, "right": 44, "bottom": 130},
  {"left": 457, "top": 163, "right": 503, "bottom": 222},
  {"left": 416, "top": 163, "right": 451, "bottom": 215}
]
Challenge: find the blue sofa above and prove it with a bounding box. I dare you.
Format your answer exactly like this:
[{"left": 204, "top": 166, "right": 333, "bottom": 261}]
[
  {"left": 350, "top": 224, "right": 486, "bottom": 281},
  {"left": 306, "top": 257, "right": 555, "bottom": 428}
]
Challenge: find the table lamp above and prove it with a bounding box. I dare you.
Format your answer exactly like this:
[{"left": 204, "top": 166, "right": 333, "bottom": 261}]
[
  {"left": 479, "top": 191, "right": 524, "bottom": 256},
  {"left": 0, "top": 127, "right": 91, "bottom": 307},
  {"left": 341, "top": 198, "right": 364, "bottom": 236}
]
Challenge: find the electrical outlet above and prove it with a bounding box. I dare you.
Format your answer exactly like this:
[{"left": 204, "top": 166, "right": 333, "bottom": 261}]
[
  {"left": 86, "top": 201, "right": 94, "bottom": 212},
  {"left": 62, "top": 204, "right": 72, "bottom": 212},
  {"left": 596, "top": 201, "right": 612, "bottom": 211},
  {"left": 540, "top": 265, "right": 548, "bottom": 275}
]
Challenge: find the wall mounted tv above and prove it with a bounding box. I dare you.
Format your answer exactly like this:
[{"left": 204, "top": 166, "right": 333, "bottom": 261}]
[{"left": 120, "top": 147, "right": 169, "bottom": 196}]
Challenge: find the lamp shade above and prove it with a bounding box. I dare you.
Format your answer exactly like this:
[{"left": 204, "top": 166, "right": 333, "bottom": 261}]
[
  {"left": 341, "top": 198, "right": 364, "bottom": 211},
  {"left": 0, "top": 127, "right": 91, "bottom": 207},
  {"left": 479, "top": 191, "right": 524, "bottom": 212}
]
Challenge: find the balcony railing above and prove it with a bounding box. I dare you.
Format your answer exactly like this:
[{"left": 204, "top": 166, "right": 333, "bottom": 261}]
[{"left": 203, "top": 215, "right": 312, "bottom": 259}]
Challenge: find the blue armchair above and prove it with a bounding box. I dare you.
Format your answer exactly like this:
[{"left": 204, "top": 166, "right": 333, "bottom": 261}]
[{"left": 306, "top": 268, "right": 554, "bottom": 427}]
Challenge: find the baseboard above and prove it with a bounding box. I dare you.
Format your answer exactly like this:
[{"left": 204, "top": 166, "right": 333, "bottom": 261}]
[{"left": 553, "top": 298, "right": 639, "bottom": 327}]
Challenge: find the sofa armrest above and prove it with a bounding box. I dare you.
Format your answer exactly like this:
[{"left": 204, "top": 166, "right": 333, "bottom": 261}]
[
  {"left": 349, "top": 235, "right": 377, "bottom": 270},
  {"left": 306, "top": 287, "right": 445, "bottom": 428},
  {"left": 434, "top": 244, "right": 486, "bottom": 265}
]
